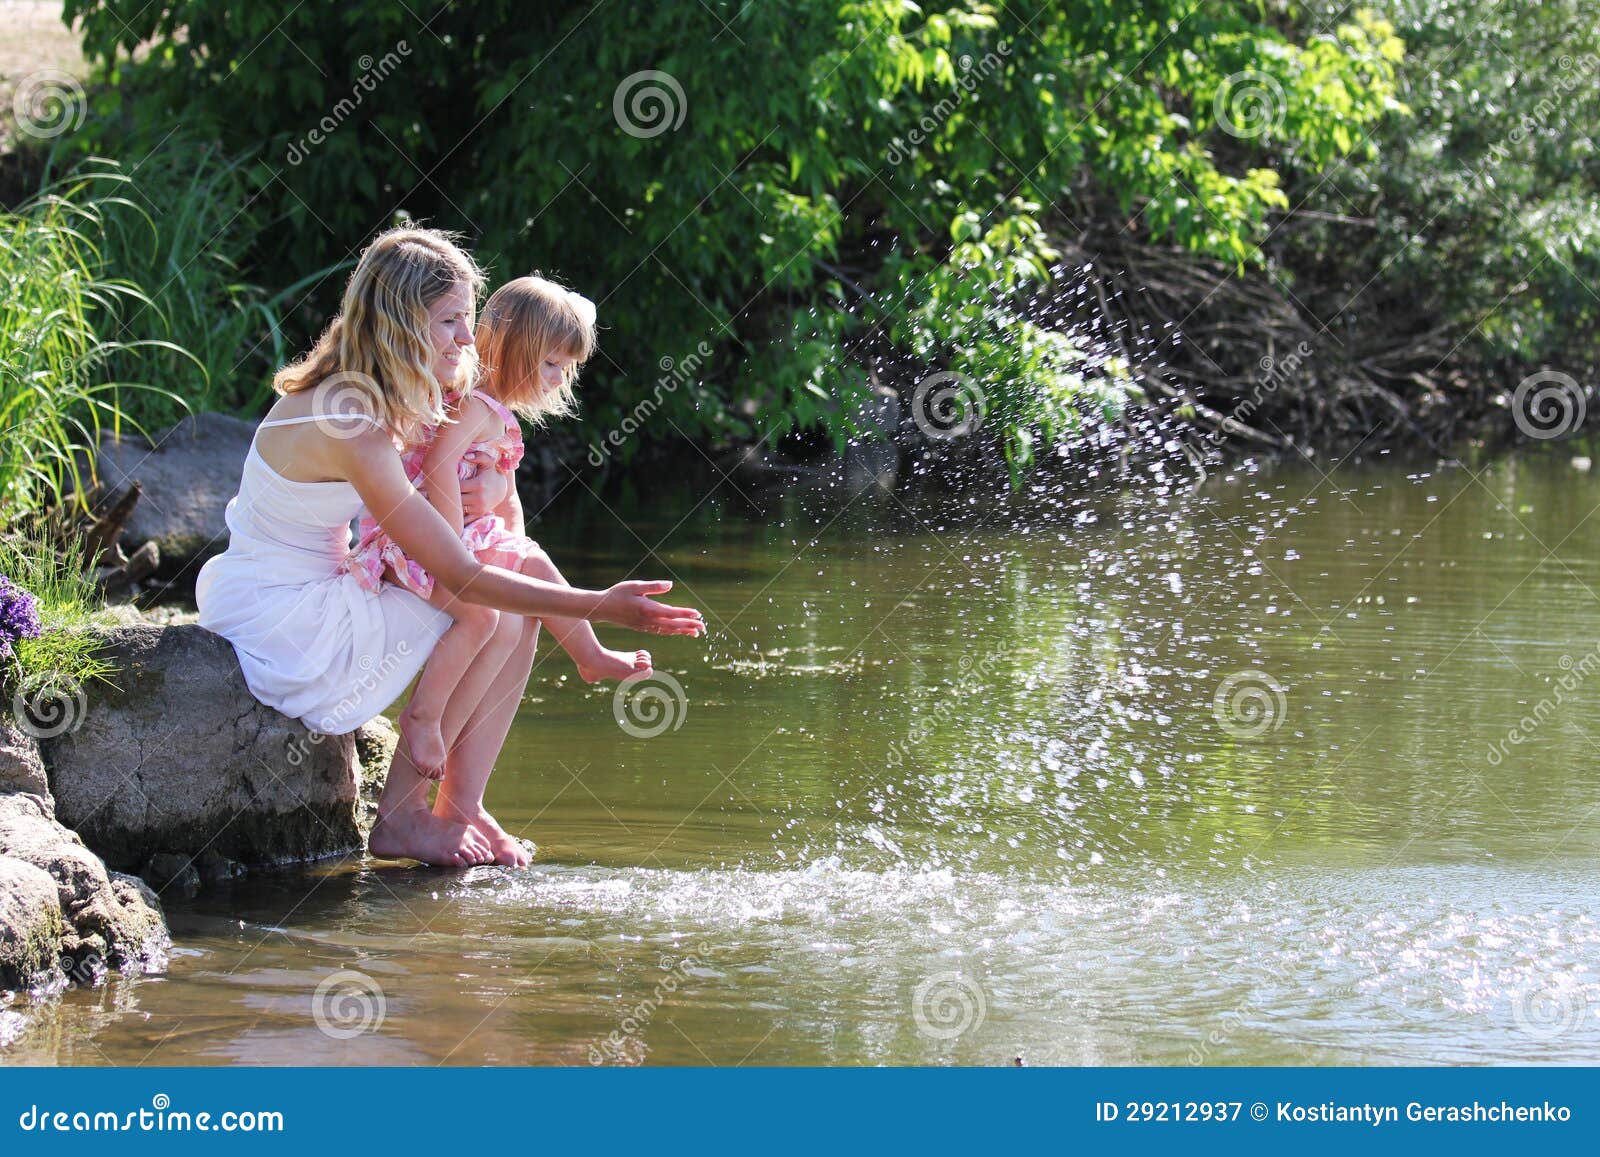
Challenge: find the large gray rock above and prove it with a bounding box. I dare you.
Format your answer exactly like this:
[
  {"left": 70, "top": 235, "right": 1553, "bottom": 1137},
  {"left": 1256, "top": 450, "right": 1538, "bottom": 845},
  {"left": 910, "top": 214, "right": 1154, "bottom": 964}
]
[
  {"left": 0, "top": 792, "right": 167, "bottom": 990},
  {"left": 0, "top": 719, "right": 49, "bottom": 807},
  {"left": 96, "top": 412, "right": 256, "bottom": 571},
  {"left": 353, "top": 715, "right": 399, "bottom": 835},
  {"left": 0, "top": 854, "right": 64, "bottom": 991},
  {"left": 41, "top": 623, "right": 363, "bottom": 871}
]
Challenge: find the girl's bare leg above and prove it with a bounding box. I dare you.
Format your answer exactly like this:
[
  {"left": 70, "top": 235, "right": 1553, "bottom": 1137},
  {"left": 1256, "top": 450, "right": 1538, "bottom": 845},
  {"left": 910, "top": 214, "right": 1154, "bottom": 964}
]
[
  {"left": 369, "top": 729, "right": 495, "bottom": 867},
  {"left": 433, "top": 615, "right": 541, "bottom": 867},
  {"left": 396, "top": 583, "right": 500, "bottom": 778},
  {"left": 516, "top": 546, "right": 650, "bottom": 683}
]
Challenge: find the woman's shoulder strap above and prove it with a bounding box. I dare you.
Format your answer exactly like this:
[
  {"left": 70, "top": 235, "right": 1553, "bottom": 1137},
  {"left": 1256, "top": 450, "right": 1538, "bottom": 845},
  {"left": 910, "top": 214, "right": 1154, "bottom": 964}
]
[{"left": 257, "top": 412, "right": 386, "bottom": 429}]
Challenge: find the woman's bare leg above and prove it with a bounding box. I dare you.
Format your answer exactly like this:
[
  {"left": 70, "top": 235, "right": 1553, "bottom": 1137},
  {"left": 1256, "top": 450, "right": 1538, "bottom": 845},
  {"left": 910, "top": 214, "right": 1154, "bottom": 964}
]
[
  {"left": 434, "top": 615, "right": 542, "bottom": 866},
  {"left": 369, "top": 730, "right": 495, "bottom": 867}
]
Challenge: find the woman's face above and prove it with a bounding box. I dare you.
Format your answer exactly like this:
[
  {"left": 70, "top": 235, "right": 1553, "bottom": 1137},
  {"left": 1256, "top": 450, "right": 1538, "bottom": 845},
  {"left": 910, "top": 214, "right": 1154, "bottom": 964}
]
[{"left": 428, "top": 283, "right": 474, "bottom": 386}]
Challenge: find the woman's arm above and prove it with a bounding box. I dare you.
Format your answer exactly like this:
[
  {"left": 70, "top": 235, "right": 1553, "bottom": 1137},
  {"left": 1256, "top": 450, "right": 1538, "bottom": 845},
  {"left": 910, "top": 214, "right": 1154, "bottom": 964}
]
[{"left": 336, "top": 429, "right": 705, "bottom": 635}]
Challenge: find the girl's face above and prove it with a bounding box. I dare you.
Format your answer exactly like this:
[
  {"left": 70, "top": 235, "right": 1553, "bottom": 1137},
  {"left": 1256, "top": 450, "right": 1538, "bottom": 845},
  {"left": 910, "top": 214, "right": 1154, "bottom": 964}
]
[
  {"left": 539, "top": 350, "right": 577, "bottom": 394},
  {"left": 428, "top": 283, "right": 474, "bottom": 386}
]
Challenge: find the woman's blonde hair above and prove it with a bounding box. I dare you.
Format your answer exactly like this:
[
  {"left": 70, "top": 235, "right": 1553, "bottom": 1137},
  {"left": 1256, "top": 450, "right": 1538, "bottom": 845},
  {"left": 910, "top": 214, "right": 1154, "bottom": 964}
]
[
  {"left": 274, "top": 227, "right": 485, "bottom": 441},
  {"left": 475, "top": 275, "right": 597, "bottom": 425}
]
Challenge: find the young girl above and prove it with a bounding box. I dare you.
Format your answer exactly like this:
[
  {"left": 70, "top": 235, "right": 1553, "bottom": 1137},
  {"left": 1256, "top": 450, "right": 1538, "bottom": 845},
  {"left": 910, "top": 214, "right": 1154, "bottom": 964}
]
[{"left": 344, "top": 275, "right": 648, "bottom": 784}]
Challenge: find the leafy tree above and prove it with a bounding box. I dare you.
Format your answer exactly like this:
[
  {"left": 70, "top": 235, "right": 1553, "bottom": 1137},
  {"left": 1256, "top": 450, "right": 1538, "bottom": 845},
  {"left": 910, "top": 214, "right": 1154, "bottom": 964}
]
[{"left": 62, "top": 0, "right": 1402, "bottom": 471}]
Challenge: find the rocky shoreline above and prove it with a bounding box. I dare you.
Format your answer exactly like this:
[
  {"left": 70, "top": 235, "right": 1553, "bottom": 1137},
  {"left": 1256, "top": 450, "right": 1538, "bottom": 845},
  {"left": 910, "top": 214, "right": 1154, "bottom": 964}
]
[{"left": 0, "top": 623, "right": 401, "bottom": 1001}]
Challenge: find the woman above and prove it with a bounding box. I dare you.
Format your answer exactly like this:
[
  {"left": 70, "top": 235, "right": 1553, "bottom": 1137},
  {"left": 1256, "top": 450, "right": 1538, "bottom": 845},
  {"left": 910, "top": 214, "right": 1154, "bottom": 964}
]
[{"left": 196, "top": 228, "right": 704, "bottom": 867}]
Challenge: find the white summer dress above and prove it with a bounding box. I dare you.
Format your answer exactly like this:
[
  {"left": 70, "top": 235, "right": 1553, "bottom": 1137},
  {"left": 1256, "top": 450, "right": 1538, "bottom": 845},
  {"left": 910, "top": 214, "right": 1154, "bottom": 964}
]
[{"left": 195, "top": 412, "right": 453, "bottom": 734}]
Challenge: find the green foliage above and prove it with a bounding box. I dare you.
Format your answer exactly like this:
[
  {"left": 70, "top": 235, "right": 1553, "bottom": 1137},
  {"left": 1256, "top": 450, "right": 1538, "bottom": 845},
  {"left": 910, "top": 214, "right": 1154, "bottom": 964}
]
[
  {"left": 1290, "top": 0, "right": 1600, "bottom": 375},
  {"left": 61, "top": 0, "right": 1403, "bottom": 471},
  {"left": 0, "top": 525, "right": 113, "bottom": 700}
]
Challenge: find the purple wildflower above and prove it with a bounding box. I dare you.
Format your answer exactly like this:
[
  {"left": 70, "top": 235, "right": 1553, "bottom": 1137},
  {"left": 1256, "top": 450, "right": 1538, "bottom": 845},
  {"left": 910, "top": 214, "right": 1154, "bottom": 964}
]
[{"left": 0, "top": 574, "right": 43, "bottom": 660}]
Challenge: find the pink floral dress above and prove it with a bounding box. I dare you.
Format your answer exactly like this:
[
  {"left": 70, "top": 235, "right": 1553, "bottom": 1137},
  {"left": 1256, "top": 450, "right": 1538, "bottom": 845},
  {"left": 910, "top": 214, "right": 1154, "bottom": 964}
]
[{"left": 343, "top": 392, "right": 538, "bottom": 600}]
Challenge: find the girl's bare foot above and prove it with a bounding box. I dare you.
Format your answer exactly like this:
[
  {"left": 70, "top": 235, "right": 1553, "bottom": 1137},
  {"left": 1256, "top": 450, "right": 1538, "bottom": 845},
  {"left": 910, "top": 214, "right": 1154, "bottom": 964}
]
[
  {"left": 397, "top": 708, "right": 447, "bottom": 779},
  {"left": 369, "top": 809, "right": 494, "bottom": 867},
  {"left": 574, "top": 646, "right": 652, "bottom": 684},
  {"left": 464, "top": 809, "right": 534, "bottom": 868}
]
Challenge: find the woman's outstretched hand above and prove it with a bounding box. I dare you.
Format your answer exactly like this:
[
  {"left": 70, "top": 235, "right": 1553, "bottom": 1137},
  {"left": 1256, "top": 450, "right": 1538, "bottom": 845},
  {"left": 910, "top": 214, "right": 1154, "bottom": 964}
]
[{"left": 599, "top": 580, "right": 706, "bottom": 637}]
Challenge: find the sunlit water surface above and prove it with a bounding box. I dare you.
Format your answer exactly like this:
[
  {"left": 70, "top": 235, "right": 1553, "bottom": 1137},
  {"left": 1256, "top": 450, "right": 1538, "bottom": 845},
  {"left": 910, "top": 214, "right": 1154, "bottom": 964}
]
[{"left": 7, "top": 445, "right": 1600, "bottom": 1065}]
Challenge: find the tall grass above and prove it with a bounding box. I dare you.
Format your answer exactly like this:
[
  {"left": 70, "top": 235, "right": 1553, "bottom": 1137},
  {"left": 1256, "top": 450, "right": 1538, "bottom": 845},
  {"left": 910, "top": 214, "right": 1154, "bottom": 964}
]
[
  {"left": 2, "top": 142, "right": 336, "bottom": 521},
  {"left": 0, "top": 168, "right": 183, "bottom": 517},
  {"left": 78, "top": 143, "right": 344, "bottom": 427}
]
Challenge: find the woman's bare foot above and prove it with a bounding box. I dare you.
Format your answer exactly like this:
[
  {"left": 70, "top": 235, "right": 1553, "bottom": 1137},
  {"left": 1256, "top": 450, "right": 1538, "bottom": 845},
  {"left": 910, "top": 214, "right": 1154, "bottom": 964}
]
[
  {"left": 369, "top": 808, "right": 494, "bottom": 867},
  {"left": 464, "top": 809, "right": 534, "bottom": 868},
  {"left": 397, "top": 708, "right": 447, "bottom": 779},
  {"left": 574, "top": 646, "right": 652, "bottom": 684}
]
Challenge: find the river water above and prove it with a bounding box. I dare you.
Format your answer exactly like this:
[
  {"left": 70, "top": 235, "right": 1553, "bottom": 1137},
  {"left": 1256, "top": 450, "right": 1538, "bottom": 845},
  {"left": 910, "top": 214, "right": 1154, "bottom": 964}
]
[{"left": 7, "top": 445, "right": 1600, "bottom": 1065}]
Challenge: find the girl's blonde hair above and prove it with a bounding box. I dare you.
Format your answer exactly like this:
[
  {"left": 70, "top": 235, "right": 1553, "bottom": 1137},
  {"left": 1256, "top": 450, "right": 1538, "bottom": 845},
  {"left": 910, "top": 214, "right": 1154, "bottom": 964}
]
[
  {"left": 475, "top": 275, "right": 597, "bottom": 425},
  {"left": 274, "top": 227, "right": 485, "bottom": 440}
]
